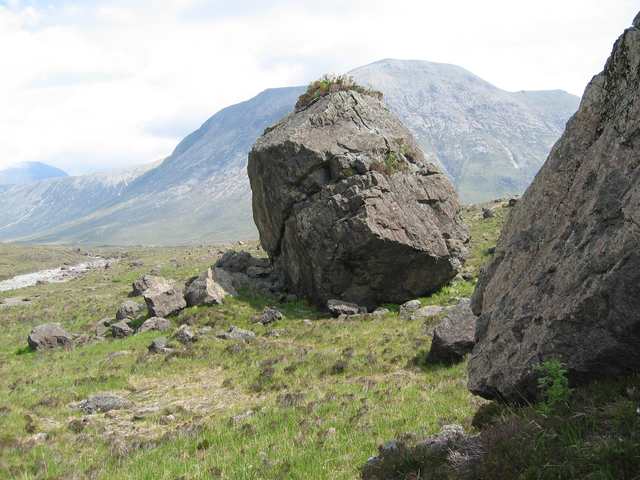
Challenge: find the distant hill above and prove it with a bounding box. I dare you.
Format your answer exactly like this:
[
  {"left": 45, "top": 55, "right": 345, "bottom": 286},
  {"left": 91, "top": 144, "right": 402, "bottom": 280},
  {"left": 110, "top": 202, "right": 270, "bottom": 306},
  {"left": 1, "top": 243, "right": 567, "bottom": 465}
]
[
  {"left": 0, "top": 161, "right": 68, "bottom": 185},
  {"left": 350, "top": 59, "right": 580, "bottom": 202},
  {"left": 0, "top": 59, "right": 580, "bottom": 245}
]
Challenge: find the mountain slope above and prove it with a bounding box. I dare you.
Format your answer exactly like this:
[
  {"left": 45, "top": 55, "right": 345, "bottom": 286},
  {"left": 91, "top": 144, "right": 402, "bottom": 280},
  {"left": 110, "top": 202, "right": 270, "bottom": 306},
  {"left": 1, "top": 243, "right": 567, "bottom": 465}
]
[
  {"left": 0, "top": 161, "right": 68, "bottom": 185},
  {"left": 350, "top": 59, "right": 580, "bottom": 201},
  {"left": 0, "top": 60, "right": 579, "bottom": 245}
]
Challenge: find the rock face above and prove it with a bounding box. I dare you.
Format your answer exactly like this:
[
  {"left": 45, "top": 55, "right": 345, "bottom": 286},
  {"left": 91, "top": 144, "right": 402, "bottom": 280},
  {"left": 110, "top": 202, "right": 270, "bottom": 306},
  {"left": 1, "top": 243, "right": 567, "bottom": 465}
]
[
  {"left": 28, "top": 324, "right": 73, "bottom": 350},
  {"left": 427, "top": 299, "right": 476, "bottom": 364},
  {"left": 213, "top": 250, "right": 285, "bottom": 296},
  {"left": 469, "top": 17, "right": 640, "bottom": 402},
  {"left": 249, "top": 90, "right": 468, "bottom": 308}
]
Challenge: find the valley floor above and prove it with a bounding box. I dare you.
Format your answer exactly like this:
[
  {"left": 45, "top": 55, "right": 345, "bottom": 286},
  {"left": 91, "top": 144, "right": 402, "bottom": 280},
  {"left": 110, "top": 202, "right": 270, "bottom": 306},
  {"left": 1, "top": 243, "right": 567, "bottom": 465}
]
[{"left": 0, "top": 204, "right": 638, "bottom": 479}]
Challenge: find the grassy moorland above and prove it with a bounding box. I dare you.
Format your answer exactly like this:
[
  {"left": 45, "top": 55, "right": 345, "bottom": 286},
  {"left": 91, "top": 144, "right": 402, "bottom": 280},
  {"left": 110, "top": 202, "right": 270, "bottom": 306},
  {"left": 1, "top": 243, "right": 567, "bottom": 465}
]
[{"left": 0, "top": 202, "right": 638, "bottom": 480}]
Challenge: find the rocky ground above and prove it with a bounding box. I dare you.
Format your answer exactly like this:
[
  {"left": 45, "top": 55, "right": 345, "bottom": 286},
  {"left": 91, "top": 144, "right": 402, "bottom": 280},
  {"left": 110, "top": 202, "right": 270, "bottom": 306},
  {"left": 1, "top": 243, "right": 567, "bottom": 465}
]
[{"left": 0, "top": 202, "right": 638, "bottom": 479}]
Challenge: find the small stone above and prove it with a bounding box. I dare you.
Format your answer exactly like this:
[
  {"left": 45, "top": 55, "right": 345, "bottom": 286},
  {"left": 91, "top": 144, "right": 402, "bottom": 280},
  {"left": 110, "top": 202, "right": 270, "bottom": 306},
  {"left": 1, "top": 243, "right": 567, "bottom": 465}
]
[
  {"left": 173, "top": 325, "right": 197, "bottom": 344},
  {"left": 148, "top": 337, "right": 172, "bottom": 354},
  {"left": 137, "top": 317, "right": 171, "bottom": 333},
  {"left": 254, "top": 306, "right": 284, "bottom": 325},
  {"left": 216, "top": 326, "right": 256, "bottom": 341},
  {"left": 94, "top": 318, "right": 112, "bottom": 337},
  {"left": 399, "top": 300, "right": 421, "bottom": 319},
  {"left": 144, "top": 285, "right": 186, "bottom": 318},
  {"left": 111, "top": 321, "right": 134, "bottom": 338},
  {"left": 482, "top": 207, "right": 495, "bottom": 219},
  {"left": 410, "top": 305, "right": 444, "bottom": 320},
  {"left": 327, "top": 299, "right": 362, "bottom": 318},
  {"left": 28, "top": 324, "right": 73, "bottom": 350},
  {"left": 75, "top": 393, "right": 132, "bottom": 414},
  {"left": 115, "top": 300, "right": 145, "bottom": 321},
  {"left": 184, "top": 268, "right": 226, "bottom": 307},
  {"left": 131, "top": 275, "right": 171, "bottom": 297},
  {"left": 371, "top": 307, "right": 390, "bottom": 317},
  {"left": 426, "top": 299, "right": 476, "bottom": 364}
]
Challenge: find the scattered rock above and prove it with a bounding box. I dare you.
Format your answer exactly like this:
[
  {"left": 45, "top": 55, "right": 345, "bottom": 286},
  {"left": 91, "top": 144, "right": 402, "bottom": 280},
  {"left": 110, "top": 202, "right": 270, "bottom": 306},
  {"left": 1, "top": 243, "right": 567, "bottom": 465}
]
[
  {"left": 217, "top": 326, "right": 256, "bottom": 341},
  {"left": 248, "top": 89, "right": 468, "bottom": 309},
  {"left": 184, "top": 268, "right": 226, "bottom": 307},
  {"left": 137, "top": 317, "right": 171, "bottom": 333},
  {"left": 469, "top": 16, "right": 640, "bottom": 402},
  {"left": 410, "top": 305, "right": 444, "bottom": 321},
  {"left": 253, "top": 306, "right": 284, "bottom": 325},
  {"left": 143, "top": 285, "right": 186, "bottom": 318},
  {"left": 131, "top": 275, "right": 171, "bottom": 297},
  {"left": 115, "top": 300, "right": 145, "bottom": 321},
  {"left": 427, "top": 299, "right": 476, "bottom": 364},
  {"left": 371, "top": 307, "right": 390, "bottom": 317},
  {"left": 75, "top": 393, "right": 133, "bottom": 414},
  {"left": 399, "top": 300, "right": 421, "bottom": 319},
  {"left": 148, "top": 337, "right": 172, "bottom": 354},
  {"left": 362, "top": 425, "right": 481, "bottom": 480},
  {"left": 28, "top": 324, "right": 73, "bottom": 350},
  {"left": 327, "top": 299, "right": 363, "bottom": 317},
  {"left": 173, "top": 325, "right": 197, "bottom": 344},
  {"left": 111, "top": 321, "right": 134, "bottom": 338},
  {"left": 94, "top": 318, "right": 112, "bottom": 337}
]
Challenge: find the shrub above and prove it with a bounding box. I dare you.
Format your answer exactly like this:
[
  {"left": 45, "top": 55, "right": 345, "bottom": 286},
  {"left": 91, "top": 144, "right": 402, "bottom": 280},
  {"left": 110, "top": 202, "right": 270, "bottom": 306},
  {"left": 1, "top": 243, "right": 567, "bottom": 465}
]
[
  {"left": 295, "top": 74, "right": 383, "bottom": 111},
  {"left": 535, "top": 359, "right": 572, "bottom": 415}
]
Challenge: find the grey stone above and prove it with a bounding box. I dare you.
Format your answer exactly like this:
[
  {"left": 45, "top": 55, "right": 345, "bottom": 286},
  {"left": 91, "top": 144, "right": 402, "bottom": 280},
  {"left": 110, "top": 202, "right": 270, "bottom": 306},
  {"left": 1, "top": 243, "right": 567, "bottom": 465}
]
[
  {"left": 94, "top": 318, "right": 112, "bottom": 337},
  {"left": 131, "top": 275, "right": 171, "bottom": 297},
  {"left": 173, "top": 325, "right": 197, "bottom": 344},
  {"left": 399, "top": 300, "right": 421, "bottom": 319},
  {"left": 327, "top": 299, "right": 362, "bottom": 318},
  {"left": 217, "top": 326, "right": 256, "bottom": 341},
  {"left": 111, "top": 321, "right": 134, "bottom": 338},
  {"left": 427, "top": 299, "right": 476, "bottom": 363},
  {"left": 75, "top": 393, "right": 132, "bottom": 414},
  {"left": 115, "top": 300, "right": 145, "bottom": 321},
  {"left": 371, "top": 307, "right": 390, "bottom": 317},
  {"left": 184, "top": 268, "right": 226, "bottom": 307},
  {"left": 254, "top": 306, "right": 284, "bottom": 325},
  {"left": 361, "top": 424, "right": 481, "bottom": 480},
  {"left": 213, "top": 251, "right": 285, "bottom": 296},
  {"left": 137, "top": 317, "right": 171, "bottom": 334},
  {"left": 28, "top": 323, "right": 73, "bottom": 350},
  {"left": 143, "top": 285, "right": 186, "bottom": 318},
  {"left": 148, "top": 337, "right": 172, "bottom": 354},
  {"left": 410, "top": 305, "right": 444, "bottom": 321},
  {"left": 469, "top": 17, "right": 640, "bottom": 402},
  {"left": 482, "top": 207, "right": 495, "bottom": 219},
  {"left": 248, "top": 90, "right": 468, "bottom": 309}
]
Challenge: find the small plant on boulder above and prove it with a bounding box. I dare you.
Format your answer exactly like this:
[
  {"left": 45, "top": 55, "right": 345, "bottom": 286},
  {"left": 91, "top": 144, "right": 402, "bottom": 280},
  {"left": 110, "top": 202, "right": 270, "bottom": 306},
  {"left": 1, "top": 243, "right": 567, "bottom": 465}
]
[{"left": 295, "top": 74, "right": 383, "bottom": 111}]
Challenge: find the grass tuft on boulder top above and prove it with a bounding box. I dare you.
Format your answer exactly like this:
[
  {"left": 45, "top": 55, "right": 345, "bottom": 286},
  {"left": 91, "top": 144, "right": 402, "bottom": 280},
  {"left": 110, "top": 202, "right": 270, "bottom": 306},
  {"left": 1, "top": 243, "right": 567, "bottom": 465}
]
[{"left": 295, "top": 74, "right": 383, "bottom": 111}]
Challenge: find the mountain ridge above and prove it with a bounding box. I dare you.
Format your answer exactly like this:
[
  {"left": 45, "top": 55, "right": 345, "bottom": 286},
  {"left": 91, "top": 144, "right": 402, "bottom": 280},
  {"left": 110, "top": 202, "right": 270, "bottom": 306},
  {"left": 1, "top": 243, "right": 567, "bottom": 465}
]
[{"left": 0, "top": 59, "right": 579, "bottom": 245}]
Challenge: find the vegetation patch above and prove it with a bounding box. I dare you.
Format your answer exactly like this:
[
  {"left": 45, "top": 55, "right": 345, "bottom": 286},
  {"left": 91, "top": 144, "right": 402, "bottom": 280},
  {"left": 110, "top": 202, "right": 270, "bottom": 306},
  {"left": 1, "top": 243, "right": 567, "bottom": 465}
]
[{"left": 295, "top": 74, "right": 383, "bottom": 111}]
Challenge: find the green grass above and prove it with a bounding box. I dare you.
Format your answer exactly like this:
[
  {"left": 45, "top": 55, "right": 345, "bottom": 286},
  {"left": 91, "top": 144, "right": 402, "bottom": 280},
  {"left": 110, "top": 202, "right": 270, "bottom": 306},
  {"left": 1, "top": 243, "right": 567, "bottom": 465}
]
[{"left": 0, "top": 202, "right": 637, "bottom": 479}]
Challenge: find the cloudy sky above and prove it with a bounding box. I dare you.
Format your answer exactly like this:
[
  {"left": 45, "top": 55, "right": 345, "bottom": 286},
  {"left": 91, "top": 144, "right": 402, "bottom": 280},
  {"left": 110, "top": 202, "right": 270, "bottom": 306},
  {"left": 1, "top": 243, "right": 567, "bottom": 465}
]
[{"left": 0, "top": 0, "right": 637, "bottom": 175}]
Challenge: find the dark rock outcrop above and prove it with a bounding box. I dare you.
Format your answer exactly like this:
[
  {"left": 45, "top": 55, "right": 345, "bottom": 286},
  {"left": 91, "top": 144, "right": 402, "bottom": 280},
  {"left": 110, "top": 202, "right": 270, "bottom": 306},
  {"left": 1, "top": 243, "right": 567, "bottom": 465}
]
[
  {"left": 469, "top": 16, "right": 640, "bottom": 402},
  {"left": 248, "top": 89, "right": 468, "bottom": 309},
  {"left": 28, "top": 323, "right": 73, "bottom": 350},
  {"left": 427, "top": 299, "right": 476, "bottom": 364},
  {"left": 213, "top": 250, "right": 285, "bottom": 296}
]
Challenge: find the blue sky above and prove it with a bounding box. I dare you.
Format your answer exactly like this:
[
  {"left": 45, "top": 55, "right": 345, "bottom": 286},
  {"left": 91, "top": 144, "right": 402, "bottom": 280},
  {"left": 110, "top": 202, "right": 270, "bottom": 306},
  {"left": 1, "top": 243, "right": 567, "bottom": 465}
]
[{"left": 0, "top": 0, "right": 637, "bottom": 175}]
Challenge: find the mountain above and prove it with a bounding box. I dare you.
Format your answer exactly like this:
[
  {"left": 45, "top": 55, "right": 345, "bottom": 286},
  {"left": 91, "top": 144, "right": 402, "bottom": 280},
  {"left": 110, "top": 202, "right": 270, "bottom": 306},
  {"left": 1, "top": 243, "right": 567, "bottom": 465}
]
[
  {"left": 0, "top": 60, "right": 579, "bottom": 245},
  {"left": 0, "top": 164, "right": 154, "bottom": 242},
  {"left": 350, "top": 59, "right": 580, "bottom": 202},
  {"left": 0, "top": 161, "right": 68, "bottom": 185}
]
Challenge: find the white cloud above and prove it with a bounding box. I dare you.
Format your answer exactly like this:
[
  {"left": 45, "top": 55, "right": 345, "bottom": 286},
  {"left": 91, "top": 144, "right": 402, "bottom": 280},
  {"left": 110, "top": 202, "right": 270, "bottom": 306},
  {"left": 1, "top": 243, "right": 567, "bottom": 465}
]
[{"left": 0, "top": 0, "right": 637, "bottom": 174}]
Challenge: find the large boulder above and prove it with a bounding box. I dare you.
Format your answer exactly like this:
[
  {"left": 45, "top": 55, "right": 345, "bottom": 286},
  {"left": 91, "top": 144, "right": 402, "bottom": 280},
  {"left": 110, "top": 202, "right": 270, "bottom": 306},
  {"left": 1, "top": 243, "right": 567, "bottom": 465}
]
[
  {"left": 184, "top": 268, "right": 226, "bottom": 307},
  {"left": 28, "top": 323, "right": 73, "bottom": 350},
  {"left": 248, "top": 89, "right": 468, "bottom": 309},
  {"left": 469, "top": 16, "right": 640, "bottom": 402},
  {"left": 143, "top": 284, "right": 186, "bottom": 318},
  {"left": 213, "top": 250, "right": 285, "bottom": 296}
]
